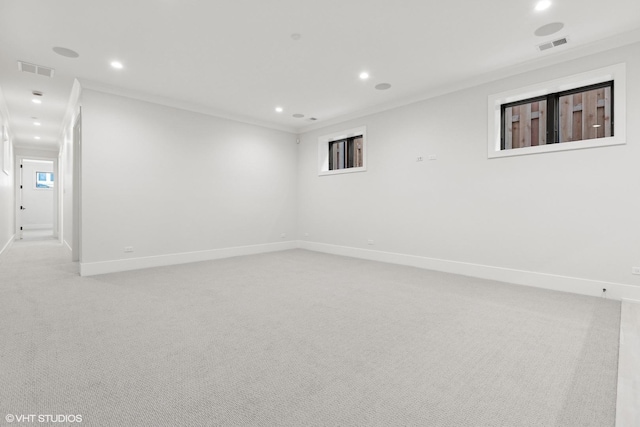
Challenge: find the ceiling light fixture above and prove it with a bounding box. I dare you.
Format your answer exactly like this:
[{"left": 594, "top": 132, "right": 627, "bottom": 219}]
[
  {"left": 375, "top": 83, "right": 392, "bottom": 90},
  {"left": 359, "top": 72, "right": 370, "bottom": 80},
  {"left": 32, "top": 99, "right": 42, "bottom": 104},
  {"left": 110, "top": 61, "right": 124, "bottom": 69},
  {"left": 34, "top": 136, "right": 41, "bottom": 140},
  {"left": 275, "top": 107, "right": 283, "bottom": 113},
  {"left": 34, "top": 122, "right": 41, "bottom": 126},
  {"left": 535, "top": 0, "right": 552, "bottom": 11},
  {"left": 53, "top": 46, "right": 80, "bottom": 58},
  {"left": 534, "top": 22, "right": 564, "bottom": 37}
]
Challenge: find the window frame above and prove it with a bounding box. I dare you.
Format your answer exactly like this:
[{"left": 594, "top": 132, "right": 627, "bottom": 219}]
[
  {"left": 35, "top": 171, "right": 54, "bottom": 190},
  {"left": 328, "top": 136, "right": 364, "bottom": 171},
  {"left": 318, "top": 126, "right": 367, "bottom": 176},
  {"left": 500, "top": 80, "right": 614, "bottom": 150},
  {"left": 488, "top": 63, "right": 626, "bottom": 158}
]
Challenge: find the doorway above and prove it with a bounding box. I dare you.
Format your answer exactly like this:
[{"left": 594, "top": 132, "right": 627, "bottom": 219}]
[{"left": 17, "top": 158, "right": 58, "bottom": 242}]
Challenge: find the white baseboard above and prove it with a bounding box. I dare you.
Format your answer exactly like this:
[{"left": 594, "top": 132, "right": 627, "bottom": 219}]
[
  {"left": 0, "top": 234, "right": 15, "bottom": 257},
  {"left": 299, "top": 241, "right": 640, "bottom": 302},
  {"left": 80, "top": 241, "right": 298, "bottom": 276},
  {"left": 22, "top": 224, "right": 53, "bottom": 230}
]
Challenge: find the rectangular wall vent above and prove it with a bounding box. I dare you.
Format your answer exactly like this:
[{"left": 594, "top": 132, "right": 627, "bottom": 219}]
[
  {"left": 537, "top": 37, "right": 569, "bottom": 52},
  {"left": 17, "top": 61, "right": 55, "bottom": 78}
]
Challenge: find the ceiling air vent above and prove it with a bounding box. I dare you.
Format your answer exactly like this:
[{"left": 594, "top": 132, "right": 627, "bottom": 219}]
[
  {"left": 537, "top": 37, "right": 568, "bottom": 52},
  {"left": 538, "top": 42, "right": 554, "bottom": 51},
  {"left": 17, "top": 61, "right": 55, "bottom": 78},
  {"left": 553, "top": 37, "right": 567, "bottom": 47}
]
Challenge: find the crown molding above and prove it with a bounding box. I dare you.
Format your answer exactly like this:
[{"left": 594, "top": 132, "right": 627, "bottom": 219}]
[
  {"left": 297, "top": 28, "right": 640, "bottom": 134},
  {"left": 77, "top": 79, "right": 297, "bottom": 135}
]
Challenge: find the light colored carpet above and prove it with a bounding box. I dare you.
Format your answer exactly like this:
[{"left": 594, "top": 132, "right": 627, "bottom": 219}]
[{"left": 0, "top": 243, "right": 620, "bottom": 426}]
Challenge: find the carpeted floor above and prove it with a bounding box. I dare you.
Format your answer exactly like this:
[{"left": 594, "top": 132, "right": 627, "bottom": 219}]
[{"left": 0, "top": 243, "right": 620, "bottom": 426}]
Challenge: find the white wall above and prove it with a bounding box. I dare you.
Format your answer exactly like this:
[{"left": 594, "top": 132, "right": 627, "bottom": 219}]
[
  {"left": 297, "top": 42, "right": 640, "bottom": 297},
  {"left": 0, "top": 89, "right": 14, "bottom": 254},
  {"left": 79, "top": 89, "right": 298, "bottom": 274},
  {"left": 20, "top": 160, "right": 54, "bottom": 229}
]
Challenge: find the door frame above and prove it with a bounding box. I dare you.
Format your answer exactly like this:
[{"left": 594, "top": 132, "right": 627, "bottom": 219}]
[
  {"left": 14, "top": 155, "right": 60, "bottom": 241},
  {"left": 71, "top": 111, "right": 81, "bottom": 262}
]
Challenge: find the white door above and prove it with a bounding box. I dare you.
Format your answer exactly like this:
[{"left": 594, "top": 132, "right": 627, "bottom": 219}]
[{"left": 17, "top": 159, "right": 56, "bottom": 240}]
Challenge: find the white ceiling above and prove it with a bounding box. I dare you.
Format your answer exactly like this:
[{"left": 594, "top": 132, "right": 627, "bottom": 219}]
[{"left": 1, "top": 0, "right": 639, "bottom": 150}]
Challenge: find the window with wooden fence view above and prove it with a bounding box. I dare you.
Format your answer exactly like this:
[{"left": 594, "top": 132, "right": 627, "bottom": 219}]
[
  {"left": 328, "top": 136, "right": 364, "bottom": 170},
  {"left": 501, "top": 81, "right": 613, "bottom": 150}
]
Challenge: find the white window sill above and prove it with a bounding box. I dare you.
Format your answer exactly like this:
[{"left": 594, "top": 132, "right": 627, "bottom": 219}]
[{"left": 318, "top": 166, "right": 367, "bottom": 176}]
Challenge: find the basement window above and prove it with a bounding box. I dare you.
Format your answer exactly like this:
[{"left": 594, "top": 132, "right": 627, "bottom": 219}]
[
  {"left": 35, "top": 171, "right": 54, "bottom": 189},
  {"left": 318, "top": 126, "right": 366, "bottom": 176},
  {"left": 328, "top": 136, "right": 364, "bottom": 170},
  {"left": 488, "top": 63, "right": 626, "bottom": 158},
  {"left": 501, "top": 81, "right": 613, "bottom": 149}
]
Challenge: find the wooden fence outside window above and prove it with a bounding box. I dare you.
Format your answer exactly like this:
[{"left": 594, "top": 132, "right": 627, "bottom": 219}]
[{"left": 503, "top": 84, "right": 612, "bottom": 150}]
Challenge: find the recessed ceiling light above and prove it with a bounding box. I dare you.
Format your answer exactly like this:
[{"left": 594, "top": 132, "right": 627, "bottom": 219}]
[
  {"left": 535, "top": 0, "right": 552, "bottom": 11},
  {"left": 534, "top": 22, "right": 564, "bottom": 36},
  {"left": 275, "top": 107, "right": 283, "bottom": 113},
  {"left": 34, "top": 136, "right": 41, "bottom": 140},
  {"left": 34, "top": 122, "right": 41, "bottom": 126},
  {"left": 32, "top": 99, "right": 42, "bottom": 104},
  {"left": 375, "top": 83, "right": 392, "bottom": 90},
  {"left": 53, "top": 46, "right": 80, "bottom": 58},
  {"left": 110, "top": 61, "right": 124, "bottom": 69},
  {"left": 292, "top": 113, "right": 305, "bottom": 118},
  {"left": 359, "top": 72, "right": 370, "bottom": 80}
]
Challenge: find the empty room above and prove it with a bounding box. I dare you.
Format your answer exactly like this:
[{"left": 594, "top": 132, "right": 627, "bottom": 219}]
[{"left": 0, "top": 1, "right": 639, "bottom": 426}]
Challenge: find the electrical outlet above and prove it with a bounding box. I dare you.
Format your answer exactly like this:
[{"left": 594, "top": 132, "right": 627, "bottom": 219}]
[
  {"left": 367, "top": 239, "right": 374, "bottom": 245},
  {"left": 124, "top": 246, "right": 134, "bottom": 253},
  {"left": 428, "top": 154, "right": 437, "bottom": 160},
  {"left": 416, "top": 156, "right": 424, "bottom": 162},
  {"left": 632, "top": 267, "right": 640, "bottom": 275}
]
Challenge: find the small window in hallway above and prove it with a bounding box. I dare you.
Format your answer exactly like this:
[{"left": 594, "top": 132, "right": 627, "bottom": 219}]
[{"left": 35, "top": 171, "right": 54, "bottom": 189}]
